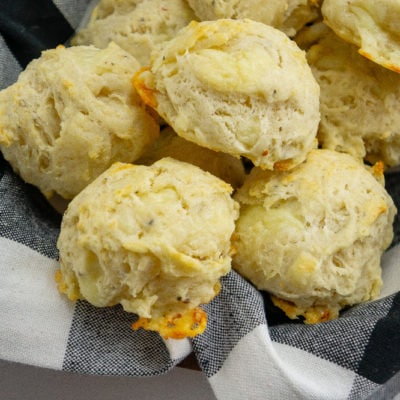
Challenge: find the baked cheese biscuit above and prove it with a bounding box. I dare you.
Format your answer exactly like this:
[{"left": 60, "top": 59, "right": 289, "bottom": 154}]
[
  {"left": 305, "top": 23, "right": 400, "bottom": 167},
  {"left": 232, "top": 149, "right": 396, "bottom": 323},
  {"left": 134, "top": 19, "right": 320, "bottom": 171},
  {"left": 56, "top": 158, "right": 239, "bottom": 339},
  {"left": 0, "top": 43, "right": 159, "bottom": 199}
]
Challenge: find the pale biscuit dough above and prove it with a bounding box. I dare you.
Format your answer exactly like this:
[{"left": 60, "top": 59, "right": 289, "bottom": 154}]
[
  {"left": 137, "top": 126, "right": 247, "bottom": 188},
  {"left": 56, "top": 158, "right": 239, "bottom": 338},
  {"left": 134, "top": 19, "right": 320, "bottom": 171},
  {"left": 322, "top": 0, "right": 400, "bottom": 73},
  {"left": 305, "top": 23, "right": 400, "bottom": 167},
  {"left": 232, "top": 149, "right": 396, "bottom": 323},
  {"left": 0, "top": 43, "right": 159, "bottom": 199},
  {"left": 71, "top": 0, "right": 197, "bottom": 66}
]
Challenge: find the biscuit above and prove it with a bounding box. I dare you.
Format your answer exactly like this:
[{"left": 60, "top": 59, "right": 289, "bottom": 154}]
[
  {"left": 56, "top": 158, "right": 239, "bottom": 339},
  {"left": 71, "top": 0, "right": 197, "bottom": 66},
  {"left": 137, "top": 126, "right": 247, "bottom": 188},
  {"left": 305, "top": 23, "right": 400, "bottom": 167},
  {"left": 232, "top": 149, "right": 396, "bottom": 323},
  {"left": 321, "top": 0, "right": 400, "bottom": 73},
  {"left": 0, "top": 43, "right": 159, "bottom": 199},
  {"left": 134, "top": 19, "right": 320, "bottom": 171}
]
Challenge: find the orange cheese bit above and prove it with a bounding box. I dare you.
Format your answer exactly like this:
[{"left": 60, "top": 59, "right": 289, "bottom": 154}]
[
  {"left": 271, "top": 295, "right": 338, "bottom": 324},
  {"left": 261, "top": 149, "right": 269, "bottom": 157},
  {"left": 372, "top": 160, "right": 385, "bottom": 176},
  {"left": 273, "top": 158, "right": 294, "bottom": 171},
  {"left": 358, "top": 49, "right": 400, "bottom": 74},
  {"left": 132, "top": 307, "right": 207, "bottom": 339},
  {"left": 54, "top": 269, "right": 67, "bottom": 294},
  {"left": 54, "top": 269, "right": 80, "bottom": 302},
  {"left": 132, "top": 67, "right": 158, "bottom": 109}
]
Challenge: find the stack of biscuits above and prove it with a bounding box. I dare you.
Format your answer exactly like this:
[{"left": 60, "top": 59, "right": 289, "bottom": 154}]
[{"left": 0, "top": 0, "right": 397, "bottom": 337}]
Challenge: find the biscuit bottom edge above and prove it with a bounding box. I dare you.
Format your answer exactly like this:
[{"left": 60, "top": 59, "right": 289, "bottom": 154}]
[
  {"left": 132, "top": 307, "right": 207, "bottom": 339},
  {"left": 271, "top": 295, "right": 340, "bottom": 324}
]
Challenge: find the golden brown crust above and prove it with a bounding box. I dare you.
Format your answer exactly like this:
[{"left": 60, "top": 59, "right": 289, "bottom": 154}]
[
  {"left": 132, "top": 67, "right": 158, "bottom": 109},
  {"left": 132, "top": 307, "right": 207, "bottom": 339},
  {"left": 271, "top": 295, "right": 338, "bottom": 324}
]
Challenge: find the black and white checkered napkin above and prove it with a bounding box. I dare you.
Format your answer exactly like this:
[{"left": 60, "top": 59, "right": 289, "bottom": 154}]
[{"left": 1, "top": 2, "right": 399, "bottom": 398}]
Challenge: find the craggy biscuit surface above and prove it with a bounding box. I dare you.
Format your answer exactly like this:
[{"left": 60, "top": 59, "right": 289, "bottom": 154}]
[
  {"left": 322, "top": 0, "right": 400, "bottom": 72},
  {"left": 134, "top": 19, "right": 320, "bottom": 171},
  {"left": 0, "top": 43, "right": 159, "bottom": 199},
  {"left": 305, "top": 24, "right": 400, "bottom": 167},
  {"left": 232, "top": 149, "right": 396, "bottom": 323},
  {"left": 72, "top": 0, "right": 197, "bottom": 66},
  {"left": 56, "top": 158, "right": 239, "bottom": 338}
]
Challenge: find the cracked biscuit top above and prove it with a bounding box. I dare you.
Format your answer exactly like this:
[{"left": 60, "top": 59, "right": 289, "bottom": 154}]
[
  {"left": 232, "top": 149, "right": 396, "bottom": 323},
  {"left": 0, "top": 43, "right": 159, "bottom": 199},
  {"left": 134, "top": 19, "right": 320, "bottom": 171},
  {"left": 56, "top": 157, "right": 239, "bottom": 338}
]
